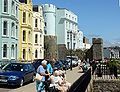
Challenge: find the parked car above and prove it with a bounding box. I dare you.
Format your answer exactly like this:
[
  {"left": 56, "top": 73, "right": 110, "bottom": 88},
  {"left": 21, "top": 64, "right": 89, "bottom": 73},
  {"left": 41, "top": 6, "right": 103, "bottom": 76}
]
[
  {"left": 53, "top": 61, "right": 63, "bottom": 70},
  {"left": 67, "top": 59, "right": 78, "bottom": 67},
  {"left": 0, "top": 62, "right": 35, "bottom": 87},
  {"left": 32, "top": 59, "right": 44, "bottom": 72},
  {"left": 60, "top": 60, "right": 70, "bottom": 70}
]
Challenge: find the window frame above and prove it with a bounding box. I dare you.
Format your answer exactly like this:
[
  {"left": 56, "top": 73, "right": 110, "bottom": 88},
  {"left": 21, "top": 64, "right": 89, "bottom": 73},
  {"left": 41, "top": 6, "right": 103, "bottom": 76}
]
[
  {"left": 35, "top": 50, "right": 38, "bottom": 58},
  {"left": 4, "top": 0, "right": 8, "bottom": 13},
  {"left": 3, "top": 21, "right": 7, "bottom": 36},
  {"left": 23, "top": 12, "right": 26, "bottom": 23},
  {"left": 35, "top": 34, "right": 38, "bottom": 43},
  {"left": 35, "top": 19, "right": 38, "bottom": 27},
  {"left": 3, "top": 44, "right": 7, "bottom": 58},
  {"left": 23, "top": 30, "right": 26, "bottom": 41}
]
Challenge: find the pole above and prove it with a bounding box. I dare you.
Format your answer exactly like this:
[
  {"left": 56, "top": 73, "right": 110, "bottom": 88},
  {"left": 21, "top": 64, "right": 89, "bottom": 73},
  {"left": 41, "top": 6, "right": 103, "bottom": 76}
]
[{"left": 70, "top": 31, "right": 72, "bottom": 70}]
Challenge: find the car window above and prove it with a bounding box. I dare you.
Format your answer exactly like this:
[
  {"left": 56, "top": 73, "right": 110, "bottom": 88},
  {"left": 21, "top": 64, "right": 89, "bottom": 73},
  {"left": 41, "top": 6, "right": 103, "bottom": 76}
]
[
  {"left": 3, "top": 63, "right": 24, "bottom": 71},
  {"left": 27, "top": 64, "right": 32, "bottom": 70},
  {"left": 23, "top": 65, "right": 29, "bottom": 71}
]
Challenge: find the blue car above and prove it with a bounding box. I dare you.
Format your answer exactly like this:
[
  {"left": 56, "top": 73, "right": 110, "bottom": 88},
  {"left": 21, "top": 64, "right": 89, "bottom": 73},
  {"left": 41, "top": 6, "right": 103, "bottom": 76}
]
[
  {"left": 54, "top": 61, "right": 63, "bottom": 70},
  {"left": 0, "top": 62, "right": 35, "bottom": 87}
]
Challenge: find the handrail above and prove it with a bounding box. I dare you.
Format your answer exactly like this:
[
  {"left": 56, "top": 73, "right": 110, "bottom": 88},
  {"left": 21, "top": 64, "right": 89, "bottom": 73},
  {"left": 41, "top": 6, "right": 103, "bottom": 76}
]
[{"left": 68, "top": 68, "right": 91, "bottom": 92}]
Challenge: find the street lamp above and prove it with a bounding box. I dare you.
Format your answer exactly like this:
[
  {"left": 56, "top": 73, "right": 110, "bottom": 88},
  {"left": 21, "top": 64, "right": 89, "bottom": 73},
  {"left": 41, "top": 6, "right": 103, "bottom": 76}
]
[{"left": 70, "top": 31, "right": 72, "bottom": 71}]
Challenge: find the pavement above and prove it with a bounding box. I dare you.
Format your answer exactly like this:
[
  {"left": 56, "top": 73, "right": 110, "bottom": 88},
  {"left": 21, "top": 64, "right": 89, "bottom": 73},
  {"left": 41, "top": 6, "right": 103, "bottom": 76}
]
[
  {"left": 66, "top": 67, "right": 84, "bottom": 84},
  {"left": 7, "top": 67, "right": 83, "bottom": 92}
]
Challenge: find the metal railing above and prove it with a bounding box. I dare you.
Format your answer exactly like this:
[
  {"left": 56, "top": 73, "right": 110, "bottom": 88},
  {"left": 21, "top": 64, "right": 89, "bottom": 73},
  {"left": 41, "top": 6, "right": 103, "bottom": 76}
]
[
  {"left": 93, "top": 62, "right": 118, "bottom": 79},
  {"left": 68, "top": 68, "right": 91, "bottom": 92}
]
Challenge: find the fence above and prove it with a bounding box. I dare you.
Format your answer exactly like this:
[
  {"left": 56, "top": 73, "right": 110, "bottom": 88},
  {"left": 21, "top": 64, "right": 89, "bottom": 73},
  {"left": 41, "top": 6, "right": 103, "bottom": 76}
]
[
  {"left": 68, "top": 68, "right": 91, "bottom": 92},
  {"left": 93, "top": 62, "right": 118, "bottom": 79}
]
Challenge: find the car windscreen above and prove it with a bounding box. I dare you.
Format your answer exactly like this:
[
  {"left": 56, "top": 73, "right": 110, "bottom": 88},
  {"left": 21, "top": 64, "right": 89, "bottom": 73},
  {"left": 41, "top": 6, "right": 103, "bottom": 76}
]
[{"left": 3, "top": 63, "right": 24, "bottom": 71}]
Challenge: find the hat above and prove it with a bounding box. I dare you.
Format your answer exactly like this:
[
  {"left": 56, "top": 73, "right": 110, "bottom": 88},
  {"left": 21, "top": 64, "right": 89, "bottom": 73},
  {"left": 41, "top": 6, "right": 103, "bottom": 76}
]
[{"left": 41, "top": 60, "right": 47, "bottom": 65}]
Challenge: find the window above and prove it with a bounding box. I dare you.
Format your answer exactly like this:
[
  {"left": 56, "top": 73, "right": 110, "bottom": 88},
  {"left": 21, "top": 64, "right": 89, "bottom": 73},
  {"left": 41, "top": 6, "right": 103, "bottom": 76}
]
[
  {"left": 16, "top": 25, "right": 18, "bottom": 38},
  {"left": 35, "top": 19, "right": 38, "bottom": 27},
  {"left": 3, "top": 44, "right": 7, "bottom": 58},
  {"left": 23, "top": 49, "right": 26, "bottom": 59},
  {"left": 35, "top": 34, "right": 38, "bottom": 43},
  {"left": 35, "top": 50, "right": 38, "bottom": 58},
  {"left": 29, "top": 49, "right": 31, "bottom": 53},
  {"left": 3, "top": 21, "right": 7, "bottom": 35},
  {"left": 11, "top": 22, "right": 15, "bottom": 37},
  {"left": 11, "top": 1, "right": 15, "bottom": 14},
  {"left": 73, "top": 43, "right": 76, "bottom": 49},
  {"left": 44, "top": 30, "right": 47, "bottom": 34},
  {"left": 28, "top": 13, "right": 30, "bottom": 23},
  {"left": 67, "top": 42, "right": 70, "bottom": 49},
  {"left": 73, "top": 34, "right": 75, "bottom": 40},
  {"left": 16, "top": 6, "right": 18, "bottom": 17},
  {"left": 23, "top": 30, "right": 26, "bottom": 41},
  {"left": 25, "top": 0, "right": 27, "bottom": 4},
  {"left": 11, "top": 45, "right": 14, "bottom": 58},
  {"left": 45, "top": 22, "right": 47, "bottom": 26},
  {"left": 28, "top": 31, "right": 31, "bottom": 42},
  {"left": 23, "top": 12, "right": 26, "bottom": 23},
  {"left": 4, "top": 0, "right": 8, "bottom": 12},
  {"left": 67, "top": 32, "right": 69, "bottom": 39}
]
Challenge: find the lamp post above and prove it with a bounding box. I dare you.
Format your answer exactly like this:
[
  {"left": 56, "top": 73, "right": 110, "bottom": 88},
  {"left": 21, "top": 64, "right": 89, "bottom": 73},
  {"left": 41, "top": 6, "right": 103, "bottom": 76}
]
[{"left": 70, "top": 31, "right": 72, "bottom": 71}]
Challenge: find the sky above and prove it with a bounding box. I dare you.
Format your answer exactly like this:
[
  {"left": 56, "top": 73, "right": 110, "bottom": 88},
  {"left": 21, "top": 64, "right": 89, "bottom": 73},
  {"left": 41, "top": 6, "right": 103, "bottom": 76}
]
[{"left": 33, "top": 0, "right": 120, "bottom": 47}]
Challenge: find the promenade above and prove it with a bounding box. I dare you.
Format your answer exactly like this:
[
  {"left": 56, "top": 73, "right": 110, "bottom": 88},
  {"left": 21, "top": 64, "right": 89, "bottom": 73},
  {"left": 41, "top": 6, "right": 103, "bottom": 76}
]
[
  {"left": 66, "top": 67, "right": 84, "bottom": 84},
  {"left": 9, "top": 67, "right": 83, "bottom": 92}
]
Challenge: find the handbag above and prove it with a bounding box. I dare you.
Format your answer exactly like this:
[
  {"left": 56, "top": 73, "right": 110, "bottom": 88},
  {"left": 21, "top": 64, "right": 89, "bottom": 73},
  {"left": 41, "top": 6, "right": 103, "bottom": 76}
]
[{"left": 35, "top": 73, "right": 43, "bottom": 81}]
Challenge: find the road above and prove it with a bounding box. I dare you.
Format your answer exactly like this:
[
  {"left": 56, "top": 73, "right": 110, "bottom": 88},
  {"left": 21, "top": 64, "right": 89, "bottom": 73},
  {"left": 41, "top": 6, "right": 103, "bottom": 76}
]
[{"left": 0, "top": 67, "right": 83, "bottom": 92}]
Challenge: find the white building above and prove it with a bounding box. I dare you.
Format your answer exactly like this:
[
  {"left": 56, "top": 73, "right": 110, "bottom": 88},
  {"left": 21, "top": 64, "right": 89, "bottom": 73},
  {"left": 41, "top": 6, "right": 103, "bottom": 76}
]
[
  {"left": 56, "top": 8, "right": 79, "bottom": 50},
  {"left": 33, "top": 5, "right": 44, "bottom": 59},
  {"left": 42, "top": 4, "right": 83, "bottom": 50},
  {"left": 76, "top": 30, "right": 83, "bottom": 49}
]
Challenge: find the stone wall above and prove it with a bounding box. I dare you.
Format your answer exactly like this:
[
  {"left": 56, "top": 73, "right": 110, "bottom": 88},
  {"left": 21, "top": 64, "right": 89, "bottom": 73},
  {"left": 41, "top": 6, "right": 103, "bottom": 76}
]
[
  {"left": 93, "top": 79, "right": 120, "bottom": 92},
  {"left": 92, "top": 38, "right": 103, "bottom": 61},
  {"left": 57, "top": 44, "right": 67, "bottom": 60},
  {"left": 44, "top": 35, "right": 57, "bottom": 61}
]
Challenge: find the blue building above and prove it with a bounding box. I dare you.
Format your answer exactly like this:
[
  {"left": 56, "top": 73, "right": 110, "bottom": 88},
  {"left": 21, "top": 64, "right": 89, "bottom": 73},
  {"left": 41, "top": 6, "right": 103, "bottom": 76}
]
[{"left": 0, "top": 0, "right": 19, "bottom": 64}]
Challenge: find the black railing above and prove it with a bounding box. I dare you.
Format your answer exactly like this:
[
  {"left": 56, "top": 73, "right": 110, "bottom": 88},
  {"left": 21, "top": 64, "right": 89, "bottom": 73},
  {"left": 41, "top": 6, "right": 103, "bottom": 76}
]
[
  {"left": 68, "top": 68, "right": 91, "bottom": 92},
  {"left": 93, "top": 62, "right": 118, "bottom": 79}
]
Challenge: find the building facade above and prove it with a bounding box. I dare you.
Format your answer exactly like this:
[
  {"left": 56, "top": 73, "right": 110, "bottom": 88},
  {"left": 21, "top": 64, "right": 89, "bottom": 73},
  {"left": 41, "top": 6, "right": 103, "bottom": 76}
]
[
  {"left": 76, "top": 30, "right": 83, "bottom": 49},
  {"left": 56, "top": 8, "right": 79, "bottom": 50},
  {"left": 83, "top": 36, "right": 91, "bottom": 50},
  {"left": 33, "top": 5, "right": 44, "bottom": 59},
  {"left": 19, "top": 0, "right": 33, "bottom": 61},
  {"left": 0, "top": 0, "right": 19, "bottom": 63}
]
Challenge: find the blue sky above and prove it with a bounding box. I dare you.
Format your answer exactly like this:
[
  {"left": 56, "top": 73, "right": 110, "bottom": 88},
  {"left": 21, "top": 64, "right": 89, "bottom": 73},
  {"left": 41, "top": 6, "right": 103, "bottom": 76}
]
[{"left": 33, "top": 0, "right": 120, "bottom": 46}]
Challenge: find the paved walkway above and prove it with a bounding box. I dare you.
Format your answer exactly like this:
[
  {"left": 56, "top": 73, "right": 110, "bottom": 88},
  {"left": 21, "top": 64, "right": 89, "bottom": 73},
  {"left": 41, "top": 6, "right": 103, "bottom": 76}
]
[
  {"left": 9, "top": 67, "right": 83, "bottom": 92},
  {"left": 66, "top": 67, "right": 84, "bottom": 84}
]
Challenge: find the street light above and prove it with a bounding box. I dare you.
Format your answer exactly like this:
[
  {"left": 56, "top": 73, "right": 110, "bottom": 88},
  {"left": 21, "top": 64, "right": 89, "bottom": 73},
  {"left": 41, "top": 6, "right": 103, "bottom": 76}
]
[{"left": 70, "top": 31, "right": 72, "bottom": 71}]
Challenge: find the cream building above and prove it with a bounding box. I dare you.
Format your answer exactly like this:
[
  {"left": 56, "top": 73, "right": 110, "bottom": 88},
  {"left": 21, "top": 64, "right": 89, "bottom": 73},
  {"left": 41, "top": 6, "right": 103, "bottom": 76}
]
[
  {"left": 33, "top": 5, "right": 44, "bottom": 59},
  {"left": 19, "top": 0, "right": 33, "bottom": 61}
]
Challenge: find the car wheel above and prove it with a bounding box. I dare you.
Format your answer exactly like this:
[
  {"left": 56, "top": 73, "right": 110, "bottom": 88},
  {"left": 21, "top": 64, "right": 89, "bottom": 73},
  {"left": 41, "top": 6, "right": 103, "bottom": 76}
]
[{"left": 20, "top": 78, "right": 24, "bottom": 87}]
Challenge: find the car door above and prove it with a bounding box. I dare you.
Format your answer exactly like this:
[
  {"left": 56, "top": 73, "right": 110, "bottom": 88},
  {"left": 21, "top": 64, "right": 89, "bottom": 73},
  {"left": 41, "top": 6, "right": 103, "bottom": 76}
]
[
  {"left": 23, "top": 65, "right": 30, "bottom": 82},
  {"left": 27, "top": 64, "right": 34, "bottom": 81}
]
